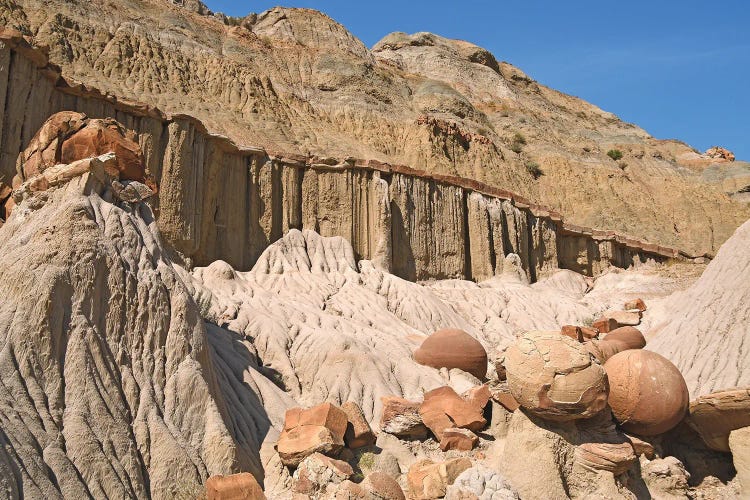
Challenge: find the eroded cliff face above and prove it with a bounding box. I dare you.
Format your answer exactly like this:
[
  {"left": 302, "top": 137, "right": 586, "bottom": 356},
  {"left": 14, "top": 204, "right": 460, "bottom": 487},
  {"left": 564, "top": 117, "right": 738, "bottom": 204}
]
[
  {"left": 0, "top": 34, "right": 687, "bottom": 282},
  {"left": 0, "top": 0, "right": 747, "bottom": 256}
]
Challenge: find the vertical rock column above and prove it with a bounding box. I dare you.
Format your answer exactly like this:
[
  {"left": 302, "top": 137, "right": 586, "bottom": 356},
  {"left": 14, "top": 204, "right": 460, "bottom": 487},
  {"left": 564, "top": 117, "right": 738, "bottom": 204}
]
[{"left": 390, "top": 173, "right": 466, "bottom": 281}]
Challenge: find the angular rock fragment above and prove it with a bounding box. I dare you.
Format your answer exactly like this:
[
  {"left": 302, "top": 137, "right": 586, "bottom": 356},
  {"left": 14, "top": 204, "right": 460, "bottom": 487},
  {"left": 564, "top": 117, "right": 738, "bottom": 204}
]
[
  {"left": 380, "top": 396, "right": 429, "bottom": 439},
  {"left": 439, "top": 427, "right": 479, "bottom": 451},
  {"left": 504, "top": 331, "right": 608, "bottom": 421},
  {"left": 624, "top": 298, "right": 647, "bottom": 312},
  {"left": 361, "top": 471, "right": 406, "bottom": 499},
  {"left": 561, "top": 325, "right": 598, "bottom": 342},
  {"left": 414, "top": 328, "right": 488, "bottom": 379},
  {"left": 342, "top": 401, "right": 376, "bottom": 449},
  {"left": 419, "top": 386, "right": 486, "bottom": 441},
  {"left": 407, "top": 458, "right": 472, "bottom": 500},
  {"left": 293, "top": 452, "right": 353, "bottom": 495},
  {"left": 575, "top": 441, "right": 636, "bottom": 475},
  {"left": 276, "top": 403, "right": 349, "bottom": 467},
  {"left": 592, "top": 317, "right": 618, "bottom": 334},
  {"left": 688, "top": 387, "right": 750, "bottom": 452},
  {"left": 604, "top": 350, "right": 689, "bottom": 436},
  {"left": 205, "top": 473, "right": 266, "bottom": 500},
  {"left": 445, "top": 465, "right": 519, "bottom": 499},
  {"left": 604, "top": 309, "right": 642, "bottom": 327}
]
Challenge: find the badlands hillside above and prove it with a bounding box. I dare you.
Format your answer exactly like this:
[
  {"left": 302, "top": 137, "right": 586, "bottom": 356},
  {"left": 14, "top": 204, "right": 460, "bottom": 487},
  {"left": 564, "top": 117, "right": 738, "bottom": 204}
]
[
  {"left": 0, "top": 1, "right": 748, "bottom": 500},
  {"left": 0, "top": 0, "right": 749, "bottom": 258}
]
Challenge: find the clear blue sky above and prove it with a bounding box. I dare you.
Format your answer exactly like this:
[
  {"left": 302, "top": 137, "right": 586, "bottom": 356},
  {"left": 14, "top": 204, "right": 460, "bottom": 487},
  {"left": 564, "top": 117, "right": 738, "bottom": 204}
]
[{"left": 205, "top": 1, "right": 749, "bottom": 160}]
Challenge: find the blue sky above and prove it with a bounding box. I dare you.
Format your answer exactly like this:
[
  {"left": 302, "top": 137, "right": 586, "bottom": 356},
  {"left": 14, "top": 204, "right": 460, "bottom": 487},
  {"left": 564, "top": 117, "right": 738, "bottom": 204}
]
[{"left": 204, "top": 1, "right": 749, "bottom": 160}]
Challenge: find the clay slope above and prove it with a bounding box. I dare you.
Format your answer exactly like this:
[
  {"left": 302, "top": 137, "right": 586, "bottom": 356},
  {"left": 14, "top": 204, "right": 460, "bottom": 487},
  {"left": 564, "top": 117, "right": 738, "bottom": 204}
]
[
  {"left": 647, "top": 218, "right": 750, "bottom": 398},
  {"left": 0, "top": 160, "right": 294, "bottom": 498},
  {"left": 0, "top": 0, "right": 747, "bottom": 255}
]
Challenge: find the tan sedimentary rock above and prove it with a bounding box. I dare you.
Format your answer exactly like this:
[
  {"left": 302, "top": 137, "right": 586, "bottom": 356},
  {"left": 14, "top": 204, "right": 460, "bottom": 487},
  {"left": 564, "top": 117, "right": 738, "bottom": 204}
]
[
  {"left": 648, "top": 219, "right": 750, "bottom": 397},
  {"left": 574, "top": 442, "right": 636, "bottom": 475},
  {"left": 380, "top": 397, "right": 429, "bottom": 439},
  {"left": 603, "top": 309, "right": 642, "bottom": 327},
  {"left": 292, "top": 453, "right": 353, "bottom": 495},
  {"left": 205, "top": 473, "right": 266, "bottom": 500},
  {"left": 407, "top": 458, "right": 473, "bottom": 500},
  {"left": 504, "top": 331, "right": 609, "bottom": 421},
  {"left": 276, "top": 404, "right": 349, "bottom": 467},
  {"left": 604, "top": 350, "right": 689, "bottom": 436},
  {"left": 687, "top": 387, "right": 750, "bottom": 452},
  {"left": 341, "top": 402, "right": 376, "bottom": 449},
  {"left": 413, "top": 328, "right": 488, "bottom": 379},
  {"left": 729, "top": 427, "right": 750, "bottom": 497},
  {"left": 0, "top": 154, "right": 294, "bottom": 498}
]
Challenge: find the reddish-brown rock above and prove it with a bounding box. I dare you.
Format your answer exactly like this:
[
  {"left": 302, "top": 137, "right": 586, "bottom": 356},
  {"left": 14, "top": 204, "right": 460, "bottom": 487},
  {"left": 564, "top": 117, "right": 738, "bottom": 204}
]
[
  {"left": 414, "top": 328, "right": 488, "bottom": 379},
  {"left": 439, "top": 427, "right": 479, "bottom": 451},
  {"left": 688, "top": 387, "right": 750, "bottom": 452},
  {"left": 380, "top": 396, "right": 429, "bottom": 439},
  {"left": 361, "top": 472, "right": 406, "bottom": 499},
  {"left": 504, "top": 331, "right": 608, "bottom": 421},
  {"left": 491, "top": 388, "right": 520, "bottom": 412},
  {"left": 624, "top": 298, "right": 647, "bottom": 312},
  {"left": 206, "top": 473, "right": 266, "bottom": 500},
  {"left": 605, "top": 350, "right": 689, "bottom": 436},
  {"left": 18, "top": 111, "right": 146, "bottom": 183},
  {"left": 419, "top": 386, "right": 486, "bottom": 440},
  {"left": 592, "top": 317, "right": 618, "bottom": 334},
  {"left": 276, "top": 403, "right": 349, "bottom": 467},
  {"left": 341, "top": 401, "right": 376, "bottom": 449},
  {"left": 585, "top": 326, "right": 646, "bottom": 363},
  {"left": 626, "top": 434, "right": 656, "bottom": 459},
  {"left": 705, "top": 146, "right": 735, "bottom": 162},
  {"left": 561, "top": 325, "right": 599, "bottom": 342}
]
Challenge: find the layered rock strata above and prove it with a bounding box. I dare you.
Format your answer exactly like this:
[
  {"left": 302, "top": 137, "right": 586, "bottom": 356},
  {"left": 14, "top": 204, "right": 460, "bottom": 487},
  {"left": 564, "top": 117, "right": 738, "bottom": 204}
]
[{"left": 0, "top": 32, "right": 699, "bottom": 283}]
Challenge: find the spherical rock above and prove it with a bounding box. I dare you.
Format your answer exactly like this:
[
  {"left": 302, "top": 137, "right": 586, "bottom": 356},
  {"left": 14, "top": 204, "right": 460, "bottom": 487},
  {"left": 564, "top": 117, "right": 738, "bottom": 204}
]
[
  {"left": 414, "top": 328, "right": 488, "bottom": 379},
  {"left": 605, "top": 350, "right": 689, "bottom": 436},
  {"left": 504, "top": 331, "right": 608, "bottom": 421}
]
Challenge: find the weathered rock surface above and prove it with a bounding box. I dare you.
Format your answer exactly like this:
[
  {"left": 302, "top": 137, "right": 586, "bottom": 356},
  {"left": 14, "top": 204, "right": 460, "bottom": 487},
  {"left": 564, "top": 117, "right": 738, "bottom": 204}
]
[
  {"left": 444, "top": 465, "right": 519, "bottom": 499},
  {"left": 419, "top": 386, "right": 487, "bottom": 441},
  {"left": 585, "top": 326, "right": 646, "bottom": 363},
  {"left": 205, "top": 473, "right": 266, "bottom": 500},
  {"left": 414, "top": 328, "right": 488, "bottom": 379},
  {"left": 504, "top": 331, "right": 609, "bottom": 421},
  {"left": 276, "top": 403, "right": 348, "bottom": 467},
  {"left": 0, "top": 154, "right": 293, "bottom": 498},
  {"left": 687, "top": 387, "right": 750, "bottom": 452},
  {"left": 641, "top": 457, "right": 691, "bottom": 500},
  {"left": 729, "top": 426, "right": 750, "bottom": 497},
  {"left": 361, "top": 471, "right": 406, "bottom": 500},
  {"left": 605, "top": 350, "right": 689, "bottom": 436},
  {"left": 648, "top": 219, "right": 750, "bottom": 398},
  {"left": 407, "top": 458, "right": 473, "bottom": 500},
  {"left": 292, "top": 452, "right": 353, "bottom": 495},
  {"left": 380, "top": 397, "right": 430, "bottom": 439},
  {"left": 342, "top": 401, "right": 377, "bottom": 449}
]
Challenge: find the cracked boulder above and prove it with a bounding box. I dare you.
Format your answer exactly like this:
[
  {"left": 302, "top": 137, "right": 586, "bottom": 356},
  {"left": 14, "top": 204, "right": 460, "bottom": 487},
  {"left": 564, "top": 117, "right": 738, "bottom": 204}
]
[{"left": 504, "top": 331, "right": 609, "bottom": 421}]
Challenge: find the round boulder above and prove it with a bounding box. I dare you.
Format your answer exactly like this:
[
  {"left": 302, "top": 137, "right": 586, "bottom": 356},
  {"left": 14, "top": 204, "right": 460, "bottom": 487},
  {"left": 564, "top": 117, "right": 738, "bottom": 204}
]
[
  {"left": 605, "top": 350, "right": 689, "bottom": 436},
  {"left": 414, "top": 328, "right": 487, "bottom": 380},
  {"left": 504, "top": 331, "right": 609, "bottom": 421}
]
